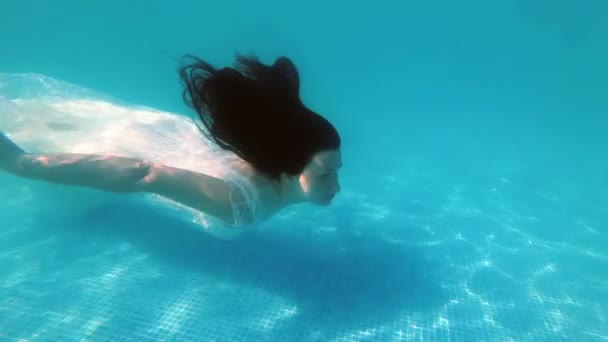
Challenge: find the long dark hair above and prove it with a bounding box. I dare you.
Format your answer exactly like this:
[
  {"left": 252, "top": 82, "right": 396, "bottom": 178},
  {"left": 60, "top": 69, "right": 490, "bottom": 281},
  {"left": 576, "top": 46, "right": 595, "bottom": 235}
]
[{"left": 178, "top": 53, "right": 341, "bottom": 181}]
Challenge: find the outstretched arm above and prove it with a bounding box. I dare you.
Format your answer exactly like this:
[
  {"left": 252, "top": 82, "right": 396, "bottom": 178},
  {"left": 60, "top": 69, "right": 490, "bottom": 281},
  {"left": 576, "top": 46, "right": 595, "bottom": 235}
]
[
  {"left": 15, "top": 153, "right": 238, "bottom": 224},
  {"left": 13, "top": 153, "right": 150, "bottom": 193},
  {"left": 0, "top": 133, "right": 240, "bottom": 226}
]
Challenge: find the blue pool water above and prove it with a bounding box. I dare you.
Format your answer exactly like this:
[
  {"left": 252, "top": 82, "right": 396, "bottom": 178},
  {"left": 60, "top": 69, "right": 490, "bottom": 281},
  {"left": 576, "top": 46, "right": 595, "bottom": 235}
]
[{"left": 1, "top": 1, "right": 607, "bottom": 341}]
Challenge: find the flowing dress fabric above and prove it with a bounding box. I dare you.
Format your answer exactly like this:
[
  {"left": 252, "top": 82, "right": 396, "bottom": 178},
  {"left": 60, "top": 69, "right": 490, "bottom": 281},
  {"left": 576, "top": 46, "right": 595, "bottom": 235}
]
[{"left": 0, "top": 73, "right": 264, "bottom": 239}]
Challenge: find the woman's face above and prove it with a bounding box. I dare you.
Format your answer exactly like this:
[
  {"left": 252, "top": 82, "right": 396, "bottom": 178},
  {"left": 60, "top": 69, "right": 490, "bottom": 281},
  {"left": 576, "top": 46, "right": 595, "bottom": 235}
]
[{"left": 299, "top": 149, "right": 342, "bottom": 206}]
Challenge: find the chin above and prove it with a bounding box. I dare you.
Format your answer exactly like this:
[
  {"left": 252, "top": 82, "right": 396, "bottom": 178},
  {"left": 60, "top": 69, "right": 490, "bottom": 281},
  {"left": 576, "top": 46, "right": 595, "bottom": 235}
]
[{"left": 319, "top": 197, "right": 333, "bottom": 206}]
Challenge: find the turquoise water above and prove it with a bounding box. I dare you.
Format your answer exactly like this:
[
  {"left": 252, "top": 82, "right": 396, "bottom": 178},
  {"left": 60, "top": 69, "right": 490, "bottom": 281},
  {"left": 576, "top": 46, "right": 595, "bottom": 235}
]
[{"left": 1, "top": 1, "right": 607, "bottom": 341}]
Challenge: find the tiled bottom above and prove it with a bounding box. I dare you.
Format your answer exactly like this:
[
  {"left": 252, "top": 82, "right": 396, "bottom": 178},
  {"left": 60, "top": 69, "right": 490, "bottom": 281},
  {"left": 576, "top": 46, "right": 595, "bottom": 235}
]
[
  {"left": 1, "top": 171, "right": 607, "bottom": 341},
  {"left": 1, "top": 230, "right": 605, "bottom": 341}
]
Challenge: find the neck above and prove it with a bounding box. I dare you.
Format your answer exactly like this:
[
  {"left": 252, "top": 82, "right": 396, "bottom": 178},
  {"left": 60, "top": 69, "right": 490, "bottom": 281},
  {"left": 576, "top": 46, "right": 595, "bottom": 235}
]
[{"left": 274, "top": 174, "right": 306, "bottom": 208}]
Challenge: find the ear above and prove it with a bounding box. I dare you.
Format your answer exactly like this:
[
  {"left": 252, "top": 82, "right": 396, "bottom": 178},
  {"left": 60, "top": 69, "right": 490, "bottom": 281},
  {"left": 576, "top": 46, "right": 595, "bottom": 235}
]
[{"left": 272, "top": 57, "right": 300, "bottom": 96}]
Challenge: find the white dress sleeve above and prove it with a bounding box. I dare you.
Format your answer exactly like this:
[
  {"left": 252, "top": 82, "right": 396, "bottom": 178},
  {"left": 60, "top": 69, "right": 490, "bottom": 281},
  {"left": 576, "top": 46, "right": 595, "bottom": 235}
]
[{"left": 225, "top": 170, "right": 264, "bottom": 227}]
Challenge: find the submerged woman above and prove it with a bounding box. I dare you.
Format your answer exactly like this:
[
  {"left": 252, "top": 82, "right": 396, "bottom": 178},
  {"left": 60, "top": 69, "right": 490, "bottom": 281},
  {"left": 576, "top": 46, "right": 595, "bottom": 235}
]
[{"left": 0, "top": 54, "right": 342, "bottom": 239}]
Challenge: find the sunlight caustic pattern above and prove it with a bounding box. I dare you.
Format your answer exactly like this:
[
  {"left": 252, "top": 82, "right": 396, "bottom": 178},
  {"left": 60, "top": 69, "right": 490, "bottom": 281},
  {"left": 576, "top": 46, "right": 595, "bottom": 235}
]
[{"left": 1, "top": 74, "right": 607, "bottom": 341}]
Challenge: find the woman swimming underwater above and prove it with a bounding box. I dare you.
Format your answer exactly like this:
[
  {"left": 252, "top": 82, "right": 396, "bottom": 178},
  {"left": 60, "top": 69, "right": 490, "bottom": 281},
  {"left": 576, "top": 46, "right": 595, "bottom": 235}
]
[{"left": 0, "top": 54, "right": 342, "bottom": 239}]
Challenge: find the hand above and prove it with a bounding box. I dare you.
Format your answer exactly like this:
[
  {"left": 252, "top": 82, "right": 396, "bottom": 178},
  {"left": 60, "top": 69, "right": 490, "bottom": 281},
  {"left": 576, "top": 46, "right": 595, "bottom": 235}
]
[{"left": 0, "top": 132, "right": 26, "bottom": 173}]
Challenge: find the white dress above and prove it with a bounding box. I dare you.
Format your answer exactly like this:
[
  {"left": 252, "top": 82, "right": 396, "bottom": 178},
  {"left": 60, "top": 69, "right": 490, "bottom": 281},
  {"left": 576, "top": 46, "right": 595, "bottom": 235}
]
[{"left": 0, "top": 72, "right": 272, "bottom": 239}]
